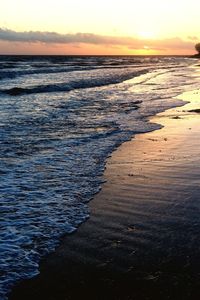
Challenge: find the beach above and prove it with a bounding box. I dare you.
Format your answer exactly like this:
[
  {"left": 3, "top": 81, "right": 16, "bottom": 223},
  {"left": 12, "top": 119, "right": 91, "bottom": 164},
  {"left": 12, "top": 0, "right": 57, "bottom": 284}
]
[
  {"left": 9, "top": 89, "right": 200, "bottom": 300},
  {"left": 1, "top": 0, "right": 200, "bottom": 295}
]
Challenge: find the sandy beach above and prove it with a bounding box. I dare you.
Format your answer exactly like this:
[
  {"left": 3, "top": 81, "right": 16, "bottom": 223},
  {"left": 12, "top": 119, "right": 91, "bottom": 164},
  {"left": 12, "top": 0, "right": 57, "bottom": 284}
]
[{"left": 9, "top": 89, "right": 200, "bottom": 300}]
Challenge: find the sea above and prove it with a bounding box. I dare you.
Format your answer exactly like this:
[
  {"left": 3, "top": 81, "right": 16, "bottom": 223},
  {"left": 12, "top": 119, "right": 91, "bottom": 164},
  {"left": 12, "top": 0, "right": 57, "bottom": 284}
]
[{"left": 0, "top": 55, "right": 200, "bottom": 299}]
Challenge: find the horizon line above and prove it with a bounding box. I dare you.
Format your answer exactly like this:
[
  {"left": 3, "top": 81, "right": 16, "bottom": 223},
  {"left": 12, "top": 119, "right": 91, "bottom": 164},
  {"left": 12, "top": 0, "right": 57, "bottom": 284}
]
[{"left": 0, "top": 54, "right": 194, "bottom": 57}]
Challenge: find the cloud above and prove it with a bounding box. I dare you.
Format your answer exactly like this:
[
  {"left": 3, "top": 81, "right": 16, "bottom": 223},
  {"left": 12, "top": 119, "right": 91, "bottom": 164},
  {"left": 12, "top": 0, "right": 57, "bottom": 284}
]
[
  {"left": 187, "top": 36, "right": 199, "bottom": 41},
  {"left": 0, "top": 28, "right": 138, "bottom": 45},
  {"left": 0, "top": 28, "right": 195, "bottom": 51}
]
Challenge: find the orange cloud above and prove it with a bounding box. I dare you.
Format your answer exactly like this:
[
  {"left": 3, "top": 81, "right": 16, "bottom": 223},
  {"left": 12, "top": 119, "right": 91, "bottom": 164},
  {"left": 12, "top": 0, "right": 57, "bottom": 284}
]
[{"left": 0, "top": 28, "right": 196, "bottom": 55}]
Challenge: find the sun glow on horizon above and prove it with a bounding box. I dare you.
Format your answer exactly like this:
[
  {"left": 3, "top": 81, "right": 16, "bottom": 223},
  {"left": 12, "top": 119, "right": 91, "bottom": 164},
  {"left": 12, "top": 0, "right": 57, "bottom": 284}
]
[{"left": 0, "top": 0, "right": 200, "bottom": 55}]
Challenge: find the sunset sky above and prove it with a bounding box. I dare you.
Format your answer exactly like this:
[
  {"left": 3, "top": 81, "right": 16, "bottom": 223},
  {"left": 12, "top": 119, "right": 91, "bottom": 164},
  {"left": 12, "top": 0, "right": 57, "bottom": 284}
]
[{"left": 0, "top": 0, "right": 199, "bottom": 55}]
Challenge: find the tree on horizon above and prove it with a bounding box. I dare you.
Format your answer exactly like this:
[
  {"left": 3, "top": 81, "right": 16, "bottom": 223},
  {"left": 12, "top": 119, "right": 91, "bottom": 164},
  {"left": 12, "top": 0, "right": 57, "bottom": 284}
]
[{"left": 195, "top": 43, "right": 200, "bottom": 54}]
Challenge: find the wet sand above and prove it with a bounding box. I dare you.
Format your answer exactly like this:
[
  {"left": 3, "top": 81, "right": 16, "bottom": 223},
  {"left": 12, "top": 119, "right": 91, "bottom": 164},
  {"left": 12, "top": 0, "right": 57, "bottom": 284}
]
[{"left": 9, "top": 90, "right": 200, "bottom": 300}]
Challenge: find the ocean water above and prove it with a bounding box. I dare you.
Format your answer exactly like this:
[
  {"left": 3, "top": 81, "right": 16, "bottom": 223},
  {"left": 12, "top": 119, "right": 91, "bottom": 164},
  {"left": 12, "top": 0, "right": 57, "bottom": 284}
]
[{"left": 0, "top": 55, "right": 199, "bottom": 299}]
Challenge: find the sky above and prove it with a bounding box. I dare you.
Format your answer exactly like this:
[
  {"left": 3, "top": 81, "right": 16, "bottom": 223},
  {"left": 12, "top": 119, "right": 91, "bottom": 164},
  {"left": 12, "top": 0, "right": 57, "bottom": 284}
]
[{"left": 0, "top": 0, "right": 199, "bottom": 55}]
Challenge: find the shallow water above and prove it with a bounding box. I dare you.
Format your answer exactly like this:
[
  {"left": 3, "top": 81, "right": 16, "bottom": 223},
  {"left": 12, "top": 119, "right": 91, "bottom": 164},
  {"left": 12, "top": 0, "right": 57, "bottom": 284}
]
[{"left": 0, "top": 55, "right": 200, "bottom": 299}]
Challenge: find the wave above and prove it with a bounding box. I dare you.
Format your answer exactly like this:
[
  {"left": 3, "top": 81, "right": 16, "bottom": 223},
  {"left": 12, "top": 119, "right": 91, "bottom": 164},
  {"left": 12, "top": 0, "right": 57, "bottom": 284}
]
[
  {"left": 0, "top": 66, "right": 96, "bottom": 80},
  {"left": 0, "top": 64, "right": 151, "bottom": 81},
  {"left": 0, "top": 55, "right": 185, "bottom": 81},
  {"left": 1, "top": 69, "right": 148, "bottom": 96}
]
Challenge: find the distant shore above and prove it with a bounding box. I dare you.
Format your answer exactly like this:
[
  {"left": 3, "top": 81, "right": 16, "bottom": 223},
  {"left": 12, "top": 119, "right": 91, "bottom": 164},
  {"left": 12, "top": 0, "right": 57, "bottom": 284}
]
[
  {"left": 191, "top": 53, "right": 200, "bottom": 58},
  {"left": 9, "top": 89, "right": 200, "bottom": 300}
]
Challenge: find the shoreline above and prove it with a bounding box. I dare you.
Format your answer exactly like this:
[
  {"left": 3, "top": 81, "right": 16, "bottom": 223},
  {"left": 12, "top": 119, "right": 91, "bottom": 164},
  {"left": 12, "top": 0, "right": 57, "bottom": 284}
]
[{"left": 9, "top": 89, "right": 200, "bottom": 300}]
